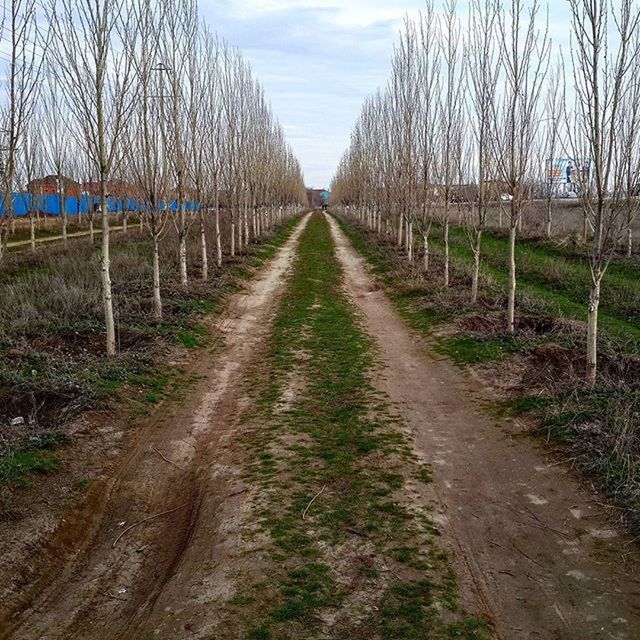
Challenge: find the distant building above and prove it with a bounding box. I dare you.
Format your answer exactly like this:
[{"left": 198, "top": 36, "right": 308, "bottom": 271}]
[
  {"left": 27, "top": 175, "right": 82, "bottom": 196},
  {"left": 82, "top": 179, "right": 141, "bottom": 198}
]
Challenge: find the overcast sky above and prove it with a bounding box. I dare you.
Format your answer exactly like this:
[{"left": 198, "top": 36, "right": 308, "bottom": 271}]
[{"left": 200, "top": 0, "right": 572, "bottom": 189}]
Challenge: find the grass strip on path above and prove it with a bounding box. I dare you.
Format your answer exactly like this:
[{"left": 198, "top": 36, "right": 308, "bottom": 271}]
[{"left": 222, "top": 213, "right": 489, "bottom": 640}]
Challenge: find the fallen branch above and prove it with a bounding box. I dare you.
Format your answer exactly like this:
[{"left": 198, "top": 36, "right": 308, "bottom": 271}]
[
  {"left": 99, "top": 591, "right": 128, "bottom": 602},
  {"left": 113, "top": 504, "right": 188, "bottom": 548},
  {"left": 345, "top": 526, "right": 369, "bottom": 539},
  {"left": 151, "top": 446, "right": 184, "bottom": 471},
  {"left": 302, "top": 485, "right": 326, "bottom": 520}
]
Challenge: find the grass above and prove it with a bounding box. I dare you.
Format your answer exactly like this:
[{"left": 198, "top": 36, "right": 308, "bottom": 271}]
[
  {"left": 0, "top": 214, "right": 304, "bottom": 487},
  {"left": 436, "top": 334, "right": 527, "bottom": 366},
  {"left": 0, "top": 431, "right": 67, "bottom": 487},
  {"left": 436, "top": 224, "right": 640, "bottom": 345},
  {"left": 221, "top": 213, "right": 489, "bottom": 639},
  {"left": 337, "top": 213, "right": 640, "bottom": 535}
]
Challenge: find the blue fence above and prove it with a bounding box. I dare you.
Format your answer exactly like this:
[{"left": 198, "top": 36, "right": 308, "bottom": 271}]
[{"left": 0, "top": 193, "right": 199, "bottom": 217}]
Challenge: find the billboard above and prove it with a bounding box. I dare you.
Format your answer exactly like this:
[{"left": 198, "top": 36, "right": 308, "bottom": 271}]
[{"left": 548, "top": 158, "right": 592, "bottom": 186}]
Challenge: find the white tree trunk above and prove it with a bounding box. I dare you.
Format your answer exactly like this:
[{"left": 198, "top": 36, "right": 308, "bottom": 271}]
[
  {"left": 30, "top": 213, "right": 36, "bottom": 252},
  {"left": 200, "top": 212, "right": 208, "bottom": 281},
  {"left": 101, "top": 195, "right": 116, "bottom": 356},
  {"left": 546, "top": 200, "right": 552, "bottom": 239},
  {"left": 230, "top": 211, "right": 235, "bottom": 257},
  {"left": 507, "top": 224, "right": 517, "bottom": 334},
  {"left": 471, "top": 230, "right": 482, "bottom": 304},
  {"left": 423, "top": 234, "right": 429, "bottom": 271},
  {"left": 179, "top": 235, "right": 188, "bottom": 288},
  {"left": 152, "top": 233, "right": 162, "bottom": 320},
  {"left": 244, "top": 199, "right": 249, "bottom": 245},
  {"left": 443, "top": 221, "right": 450, "bottom": 287},
  {"left": 215, "top": 203, "right": 222, "bottom": 268},
  {"left": 586, "top": 277, "right": 601, "bottom": 385}
]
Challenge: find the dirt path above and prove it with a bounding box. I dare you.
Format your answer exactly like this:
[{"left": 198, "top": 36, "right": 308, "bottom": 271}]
[
  {"left": 0, "top": 213, "right": 311, "bottom": 640},
  {"left": 325, "top": 213, "right": 640, "bottom": 640}
]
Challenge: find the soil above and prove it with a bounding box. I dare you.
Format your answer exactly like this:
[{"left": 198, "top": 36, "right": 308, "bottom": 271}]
[
  {"left": 0, "top": 213, "right": 312, "bottom": 639},
  {"left": 2, "top": 210, "right": 639, "bottom": 639},
  {"left": 325, "top": 212, "right": 640, "bottom": 640}
]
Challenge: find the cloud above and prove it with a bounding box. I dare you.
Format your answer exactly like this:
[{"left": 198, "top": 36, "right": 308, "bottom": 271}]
[
  {"left": 199, "top": 0, "right": 420, "bottom": 187},
  {"left": 199, "top": 0, "right": 573, "bottom": 188}
]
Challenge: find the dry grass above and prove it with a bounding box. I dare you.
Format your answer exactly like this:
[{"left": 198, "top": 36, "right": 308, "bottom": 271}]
[{"left": 0, "top": 213, "right": 297, "bottom": 468}]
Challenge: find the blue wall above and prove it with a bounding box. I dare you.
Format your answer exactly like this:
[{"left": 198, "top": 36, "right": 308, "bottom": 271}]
[{"left": 1, "top": 193, "right": 199, "bottom": 217}]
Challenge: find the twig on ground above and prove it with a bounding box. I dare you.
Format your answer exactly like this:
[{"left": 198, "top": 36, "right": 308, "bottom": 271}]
[
  {"left": 345, "top": 526, "right": 369, "bottom": 538},
  {"left": 151, "top": 446, "right": 184, "bottom": 471},
  {"left": 113, "top": 504, "right": 188, "bottom": 548},
  {"left": 99, "top": 591, "right": 128, "bottom": 602},
  {"left": 302, "top": 485, "right": 326, "bottom": 520}
]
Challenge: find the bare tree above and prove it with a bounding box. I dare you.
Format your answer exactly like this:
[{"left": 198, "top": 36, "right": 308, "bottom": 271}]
[
  {"left": 466, "top": 0, "right": 501, "bottom": 303},
  {"left": 568, "top": 0, "right": 640, "bottom": 382},
  {"left": 0, "top": 0, "right": 48, "bottom": 260},
  {"left": 541, "top": 57, "right": 565, "bottom": 239},
  {"left": 18, "top": 114, "right": 43, "bottom": 252},
  {"left": 495, "top": 0, "right": 549, "bottom": 333},
  {"left": 41, "top": 68, "right": 71, "bottom": 245},
  {"left": 48, "top": 0, "right": 137, "bottom": 355},
  {"left": 436, "top": 0, "right": 465, "bottom": 286}
]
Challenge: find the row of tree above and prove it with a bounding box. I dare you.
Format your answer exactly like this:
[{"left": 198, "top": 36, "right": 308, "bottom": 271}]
[
  {"left": 331, "top": 0, "right": 640, "bottom": 383},
  {"left": 0, "top": 0, "right": 307, "bottom": 355}
]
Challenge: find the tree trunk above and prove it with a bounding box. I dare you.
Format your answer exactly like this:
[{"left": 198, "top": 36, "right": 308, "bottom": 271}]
[
  {"left": 152, "top": 232, "right": 162, "bottom": 321},
  {"left": 471, "top": 229, "right": 482, "bottom": 304},
  {"left": 243, "top": 198, "right": 249, "bottom": 245},
  {"left": 443, "top": 220, "right": 450, "bottom": 287},
  {"left": 627, "top": 222, "right": 633, "bottom": 258},
  {"left": 179, "top": 235, "right": 188, "bottom": 288},
  {"left": 397, "top": 212, "right": 403, "bottom": 247},
  {"left": 200, "top": 211, "right": 208, "bottom": 281},
  {"left": 100, "top": 187, "right": 116, "bottom": 357},
  {"left": 179, "top": 204, "right": 188, "bottom": 288},
  {"left": 423, "top": 233, "right": 429, "bottom": 271},
  {"left": 89, "top": 214, "right": 95, "bottom": 244},
  {"left": 507, "top": 224, "right": 517, "bottom": 334},
  {"left": 546, "top": 198, "right": 552, "bottom": 239},
  {"left": 586, "top": 276, "right": 601, "bottom": 385},
  {"left": 215, "top": 200, "right": 222, "bottom": 268},
  {"left": 230, "top": 210, "right": 235, "bottom": 257},
  {"left": 30, "top": 213, "right": 35, "bottom": 252},
  {"left": 60, "top": 186, "right": 67, "bottom": 247},
  {"left": 122, "top": 209, "right": 128, "bottom": 234},
  {"left": 582, "top": 211, "right": 588, "bottom": 242},
  {"left": 407, "top": 219, "right": 413, "bottom": 263}
]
